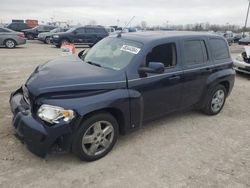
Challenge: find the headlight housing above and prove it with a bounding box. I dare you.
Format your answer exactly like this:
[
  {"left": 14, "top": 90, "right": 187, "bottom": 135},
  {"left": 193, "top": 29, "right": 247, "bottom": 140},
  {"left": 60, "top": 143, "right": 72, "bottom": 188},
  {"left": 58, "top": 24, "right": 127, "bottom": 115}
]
[
  {"left": 37, "top": 104, "right": 74, "bottom": 124},
  {"left": 53, "top": 35, "right": 59, "bottom": 38}
]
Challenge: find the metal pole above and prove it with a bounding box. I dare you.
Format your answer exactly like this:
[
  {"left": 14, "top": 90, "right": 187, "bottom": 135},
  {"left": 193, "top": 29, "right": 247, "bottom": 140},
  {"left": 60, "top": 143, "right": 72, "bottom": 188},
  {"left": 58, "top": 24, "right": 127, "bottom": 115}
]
[{"left": 243, "top": 0, "right": 250, "bottom": 37}]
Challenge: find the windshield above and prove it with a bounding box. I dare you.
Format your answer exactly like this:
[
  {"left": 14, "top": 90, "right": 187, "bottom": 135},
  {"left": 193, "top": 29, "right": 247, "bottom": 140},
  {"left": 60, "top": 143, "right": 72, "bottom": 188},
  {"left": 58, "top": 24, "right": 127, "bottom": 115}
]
[{"left": 83, "top": 37, "right": 143, "bottom": 70}]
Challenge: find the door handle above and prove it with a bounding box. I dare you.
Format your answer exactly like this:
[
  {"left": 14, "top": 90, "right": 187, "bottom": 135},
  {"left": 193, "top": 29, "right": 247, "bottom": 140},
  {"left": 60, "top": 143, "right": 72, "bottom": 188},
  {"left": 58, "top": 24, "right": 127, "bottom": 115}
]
[{"left": 168, "top": 75, "right": 181, "bottom": 80}]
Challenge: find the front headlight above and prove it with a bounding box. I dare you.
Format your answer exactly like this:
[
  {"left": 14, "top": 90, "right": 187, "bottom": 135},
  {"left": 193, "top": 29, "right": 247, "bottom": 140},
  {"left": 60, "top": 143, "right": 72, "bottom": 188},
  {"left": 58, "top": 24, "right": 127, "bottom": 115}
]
[
  {"left": 37, "top": 104, "right": 74, "bottom": 124},
  {"left": 53, "top": 35, "right": 59, "bottom": 38}
]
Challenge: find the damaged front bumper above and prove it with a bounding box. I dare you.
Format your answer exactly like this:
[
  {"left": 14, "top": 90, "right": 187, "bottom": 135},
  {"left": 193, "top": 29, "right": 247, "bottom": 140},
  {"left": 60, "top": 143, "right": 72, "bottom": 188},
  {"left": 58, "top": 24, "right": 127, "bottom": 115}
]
[{"left": 9, "top": 88, "right": 73, "bottom": 157}]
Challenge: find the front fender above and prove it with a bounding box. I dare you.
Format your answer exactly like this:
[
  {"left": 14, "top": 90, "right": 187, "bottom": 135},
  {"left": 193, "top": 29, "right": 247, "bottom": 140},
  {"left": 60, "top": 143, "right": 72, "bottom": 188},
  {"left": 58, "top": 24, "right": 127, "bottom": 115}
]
[{"left": 41, "top": 89, "right": 132, "bottom": 133}]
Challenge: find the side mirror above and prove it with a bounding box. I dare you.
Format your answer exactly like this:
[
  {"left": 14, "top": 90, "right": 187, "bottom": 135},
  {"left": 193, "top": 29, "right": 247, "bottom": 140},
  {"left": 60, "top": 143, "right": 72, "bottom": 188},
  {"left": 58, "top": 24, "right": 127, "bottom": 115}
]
[
  {"left": 78, "top": 49, "right": 86, "bottom": 58},
  {"left": 139, "top": 62, "right": 165, "bottom": 74}
]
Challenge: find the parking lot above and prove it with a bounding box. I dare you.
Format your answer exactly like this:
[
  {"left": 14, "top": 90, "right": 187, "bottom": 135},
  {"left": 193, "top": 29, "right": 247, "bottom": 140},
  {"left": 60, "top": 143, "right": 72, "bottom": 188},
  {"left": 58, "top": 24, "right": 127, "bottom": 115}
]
[{"left": 0, "top": 41, "right": 249, "bottom": 187}]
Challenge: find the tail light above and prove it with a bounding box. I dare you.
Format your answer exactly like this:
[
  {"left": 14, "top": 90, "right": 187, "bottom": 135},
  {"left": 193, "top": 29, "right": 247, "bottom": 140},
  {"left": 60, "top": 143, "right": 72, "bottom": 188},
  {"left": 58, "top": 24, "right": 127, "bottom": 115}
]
[{"left": 17, "top": 32, "right": 25, "bottom": 38}]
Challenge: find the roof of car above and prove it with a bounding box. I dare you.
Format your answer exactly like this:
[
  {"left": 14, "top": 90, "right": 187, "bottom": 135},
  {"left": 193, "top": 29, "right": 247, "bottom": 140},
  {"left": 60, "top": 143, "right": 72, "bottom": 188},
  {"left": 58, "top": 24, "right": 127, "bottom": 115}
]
[{"left": 114, "top": 31, "right": 221, "bottom": 44}]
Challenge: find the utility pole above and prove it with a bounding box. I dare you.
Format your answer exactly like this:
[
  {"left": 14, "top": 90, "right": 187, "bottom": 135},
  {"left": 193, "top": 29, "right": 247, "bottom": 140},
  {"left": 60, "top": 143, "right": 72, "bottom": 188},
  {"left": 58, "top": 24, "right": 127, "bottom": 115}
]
[{"left": 243, "top": 0, "right": 250, "bottom": 37}]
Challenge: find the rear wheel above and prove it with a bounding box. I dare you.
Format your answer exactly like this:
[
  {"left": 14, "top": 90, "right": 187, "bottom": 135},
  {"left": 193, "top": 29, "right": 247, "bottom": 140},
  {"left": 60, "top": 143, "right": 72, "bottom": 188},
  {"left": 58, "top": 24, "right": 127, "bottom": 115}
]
[
  {"left": 5, "top": 39, "right": 16, "bottom": 49},
  {"left": 202, "top": 85, "right": 227, "bottom": 115},
  {"left": 72, "top": 113, "right": 119, "bottom": 161}
]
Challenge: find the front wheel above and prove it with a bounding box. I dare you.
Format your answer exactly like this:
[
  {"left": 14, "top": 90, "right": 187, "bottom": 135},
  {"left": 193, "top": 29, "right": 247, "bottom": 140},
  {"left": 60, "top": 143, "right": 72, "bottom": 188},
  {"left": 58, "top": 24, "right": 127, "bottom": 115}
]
[
  {"left": 72, "top": 113, "right": 119, "bottom": 161},
  {"left": 45, "top": 37, "right": 51, "bottom": 44},
  {"left": 5, "top": 39, "right": 16, "bottom": 49},
  {"left": 202, "top": 85, "right": 227, "bottom": 115}
]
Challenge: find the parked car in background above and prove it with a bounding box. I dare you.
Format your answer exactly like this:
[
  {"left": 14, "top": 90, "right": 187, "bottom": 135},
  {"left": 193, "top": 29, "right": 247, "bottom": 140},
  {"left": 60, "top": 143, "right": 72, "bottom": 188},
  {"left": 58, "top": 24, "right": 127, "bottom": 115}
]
[
  {"left": 51, "top": 26, "right": 109, "bottom": 47},
  {"left": 216, "top": 32, "right": 233, "bottom": 46},
  {"left": 105, "top": 27, "right": 115, "bottom": 34},
  {"left": 238, "top": 36, "right": 250, "bottom": 45},
  {"left": 234, "top": 46, "right": 250, "bottom": 74},
  {"left": 22, "top": 25, "right": 56, "bottom": 40},
  {"left": 7, "top": 22, "right": 30, "bottom": 32},
  {"left": 0, "top": 27, "right": 26, "bottom": 48},
  {"left": 233, "top": 34, "right": 243, "bottom": 43},
  {"left": 10, "top": 31, "right": 235, "bottom": 161},
  {"left": 38, "top": 27, "right": 69, "bottom": 44}
]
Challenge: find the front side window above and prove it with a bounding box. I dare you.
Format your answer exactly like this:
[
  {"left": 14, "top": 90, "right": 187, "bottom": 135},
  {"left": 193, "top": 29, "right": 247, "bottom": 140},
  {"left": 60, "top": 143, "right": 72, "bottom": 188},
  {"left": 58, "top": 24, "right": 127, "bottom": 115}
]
[
  {"left": 183, "top": 40, "right": 208, "bottom": 65},
  {"left": 82, "top": 37, "right": 143, "bottom": 70},
  {"left": 209, "top": 38, "right": 230, "bottom": 60},
  {"left": 146, "top": 43, "right": 177, "bottom": 68},
  {"left": 75, "top": 28, "right": 85, "bottom": 34}
]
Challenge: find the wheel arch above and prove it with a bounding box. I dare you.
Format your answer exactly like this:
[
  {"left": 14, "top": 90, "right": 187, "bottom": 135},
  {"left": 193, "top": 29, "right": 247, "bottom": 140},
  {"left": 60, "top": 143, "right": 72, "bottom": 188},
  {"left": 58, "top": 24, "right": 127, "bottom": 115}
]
[
  {"left": 77, "top": 107, "right": 126, "bottom": 135},
  {"left": 4, "top": 38, "right": 17, "bottom": 45}
]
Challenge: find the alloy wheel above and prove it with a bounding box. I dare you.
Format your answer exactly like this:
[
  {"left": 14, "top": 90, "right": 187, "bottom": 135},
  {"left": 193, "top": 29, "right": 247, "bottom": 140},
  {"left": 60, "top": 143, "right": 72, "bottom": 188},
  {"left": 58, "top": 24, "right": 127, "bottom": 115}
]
[
  {"left": 211, "top": 89, "right": 225, "bottom": 113},
  {"left": 81, "top": 121, "right": 114, "bottom": 156},
  {"left": 5, "top": 40, "right": 15, "bottom": 48}
]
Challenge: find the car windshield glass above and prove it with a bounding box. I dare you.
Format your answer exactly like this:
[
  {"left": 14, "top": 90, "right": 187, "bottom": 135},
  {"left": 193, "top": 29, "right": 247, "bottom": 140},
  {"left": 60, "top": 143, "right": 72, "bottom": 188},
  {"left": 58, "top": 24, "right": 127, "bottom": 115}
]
[{"left": 82, "top": 37, "right": 143, "bottom": 70}]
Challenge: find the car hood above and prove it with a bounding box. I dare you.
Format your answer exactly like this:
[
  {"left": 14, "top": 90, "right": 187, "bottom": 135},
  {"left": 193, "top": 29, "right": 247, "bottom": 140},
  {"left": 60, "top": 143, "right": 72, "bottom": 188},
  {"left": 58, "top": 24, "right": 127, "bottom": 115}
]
[
  {"left": 38, "top": 32, "right": 51, "bottom": 37},
  {"left": 26, "top": 55, "right": 127, "bottom": 98},
  {"left": 53, "top": 32, "right": 67, "bottom": 36},
  {"left": 22, "top": 28, "right": 34, "bottom": 32},
  {"left": 239, "top": 38, "right": 250, "bottom": 42}
]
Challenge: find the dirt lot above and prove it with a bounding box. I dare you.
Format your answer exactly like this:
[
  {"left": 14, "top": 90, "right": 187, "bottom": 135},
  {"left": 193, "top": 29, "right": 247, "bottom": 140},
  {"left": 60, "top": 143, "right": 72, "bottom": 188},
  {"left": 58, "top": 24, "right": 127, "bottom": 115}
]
[{"left": 0, "top": 41, "right": 249, "bottom": 188}]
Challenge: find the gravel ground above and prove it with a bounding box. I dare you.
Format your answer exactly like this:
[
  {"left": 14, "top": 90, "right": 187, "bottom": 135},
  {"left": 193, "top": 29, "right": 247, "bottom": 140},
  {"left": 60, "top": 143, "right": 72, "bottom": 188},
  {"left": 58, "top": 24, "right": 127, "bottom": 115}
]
[{"left": 0, "top": 41, "right": 249, "bottom": 188}]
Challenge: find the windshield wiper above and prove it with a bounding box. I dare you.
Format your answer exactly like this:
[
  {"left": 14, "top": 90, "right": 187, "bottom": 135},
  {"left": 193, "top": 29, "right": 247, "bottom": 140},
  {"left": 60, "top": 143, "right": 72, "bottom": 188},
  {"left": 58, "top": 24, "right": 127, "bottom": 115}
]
[{"left": 85, "top": 61, "right": 102, "bottom": 67}]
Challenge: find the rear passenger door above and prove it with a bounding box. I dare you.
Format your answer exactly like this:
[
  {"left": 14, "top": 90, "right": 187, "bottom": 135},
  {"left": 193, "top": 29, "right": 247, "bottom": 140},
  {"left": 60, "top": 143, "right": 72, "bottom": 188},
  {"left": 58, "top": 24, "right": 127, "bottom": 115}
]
[{"left": 180, "top": 38, "right": 214, "bottom": 109}]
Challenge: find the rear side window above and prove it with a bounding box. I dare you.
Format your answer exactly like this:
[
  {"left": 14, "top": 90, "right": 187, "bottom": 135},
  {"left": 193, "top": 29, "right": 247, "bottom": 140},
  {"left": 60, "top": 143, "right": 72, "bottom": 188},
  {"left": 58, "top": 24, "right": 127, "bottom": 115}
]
[
  {"left": 183, "top": 40, "right": 208, "bottom": 65},
  {"left": 209, "top": 38, "right": 230, "bottom": 60},
  {"left": 95, "top": 28, "right": 107, "bottom": 34}
]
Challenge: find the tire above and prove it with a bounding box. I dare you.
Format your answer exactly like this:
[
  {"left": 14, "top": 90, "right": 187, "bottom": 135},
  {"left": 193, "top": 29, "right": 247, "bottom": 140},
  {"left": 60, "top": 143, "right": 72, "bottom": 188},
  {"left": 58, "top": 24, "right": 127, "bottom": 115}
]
[
  {"left": 60, "top": 39, "right": 70, "bottom": 46},
  {"left": 45, "top": 37, "right": 50, "bottom": 44},
  {"left": 4, "top": 39, "right": 16, "bottom": 49},
  {"left": 202, "top": 84, "right": 227, "bottom": 115},
  {"left": 27, "top": 34, "right": 34, "bottom": 40},
  {"left": 72, "top": 113, "right": 119, "bottom": 161}
]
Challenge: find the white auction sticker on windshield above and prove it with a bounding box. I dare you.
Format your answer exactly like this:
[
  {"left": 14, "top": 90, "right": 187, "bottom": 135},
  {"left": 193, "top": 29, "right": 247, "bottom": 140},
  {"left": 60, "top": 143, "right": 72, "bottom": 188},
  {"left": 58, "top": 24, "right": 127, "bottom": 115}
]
[{"left": 120, "top": 45, "right": 141, "bottom": 54}]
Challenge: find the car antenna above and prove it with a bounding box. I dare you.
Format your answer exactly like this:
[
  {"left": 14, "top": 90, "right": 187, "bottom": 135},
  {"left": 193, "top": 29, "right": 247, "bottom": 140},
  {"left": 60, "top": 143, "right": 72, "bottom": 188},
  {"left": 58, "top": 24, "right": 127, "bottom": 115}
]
[{"left": 117, "top": 16, "right": 135, "bottom": 38}]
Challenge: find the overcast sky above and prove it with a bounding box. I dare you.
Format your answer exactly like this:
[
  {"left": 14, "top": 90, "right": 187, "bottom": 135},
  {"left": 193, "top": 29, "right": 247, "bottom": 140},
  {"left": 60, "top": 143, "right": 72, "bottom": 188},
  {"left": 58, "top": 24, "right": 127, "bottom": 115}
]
[{"left": 0, "top": 0, "right": 249, "bottom": 26}]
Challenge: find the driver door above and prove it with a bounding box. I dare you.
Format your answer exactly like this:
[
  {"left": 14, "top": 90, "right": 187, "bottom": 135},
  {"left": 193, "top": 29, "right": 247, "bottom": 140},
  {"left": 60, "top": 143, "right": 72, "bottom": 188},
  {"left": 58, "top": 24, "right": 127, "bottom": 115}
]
[
  {"left": 74, "top": 28, "right": 86, "bottom": 43},
  {"left": 128, "top": 41, "right": 183, "bottom": 121}
]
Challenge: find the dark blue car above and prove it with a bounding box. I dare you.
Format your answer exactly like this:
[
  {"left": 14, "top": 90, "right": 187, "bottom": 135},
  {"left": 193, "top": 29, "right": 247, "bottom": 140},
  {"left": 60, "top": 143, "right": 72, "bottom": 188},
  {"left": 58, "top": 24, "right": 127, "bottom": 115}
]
[
  {"left": 51, "top": 26, "right": 109, "bottom": 47},
  {"left": 10, "top": 31, "right": 235, "bottom": 161}
]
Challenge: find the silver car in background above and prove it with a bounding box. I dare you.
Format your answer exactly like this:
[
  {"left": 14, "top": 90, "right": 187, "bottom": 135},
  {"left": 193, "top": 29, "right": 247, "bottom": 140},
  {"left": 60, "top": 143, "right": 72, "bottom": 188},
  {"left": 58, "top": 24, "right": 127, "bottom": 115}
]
[
  {"left": 0, "top": 27, "right": 26, "bottom": 48},
  {"left": 38, "top": 27, "right": 69, "bottom": 44}
]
